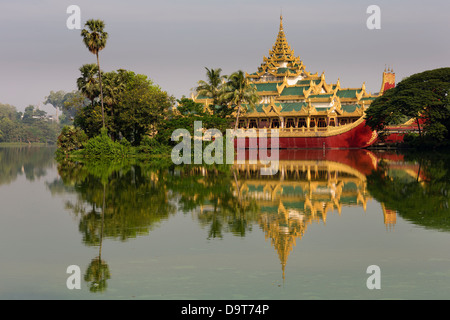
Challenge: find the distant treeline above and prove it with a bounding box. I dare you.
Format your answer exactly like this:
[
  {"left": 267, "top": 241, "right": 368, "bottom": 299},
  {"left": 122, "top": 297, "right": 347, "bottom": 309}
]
[{"left": 0, "top": 103, "right": 65, "bottom": 144}]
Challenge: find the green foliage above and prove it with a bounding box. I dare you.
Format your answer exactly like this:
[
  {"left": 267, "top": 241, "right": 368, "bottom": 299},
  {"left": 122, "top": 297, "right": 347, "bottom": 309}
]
[
  {"left": 402, "top": 131, "right": 449, "bottom": 149},
  {"left": 0, "top": 103, "right": 60, "bottom": 144},
  {"left": 367, "top": 151, "right": 450, "bottom": 231},
  {"left": 157, "top": 99, "right": 230, "bottom": 148},
  {"left": 82, "top": 128, "right": 135, "bottom": 159},
  {"left": 365, "top": 67, "right": 450, "bottom": 146},
  {"left": 138, "top": 136, "right": 171, "bottom": 155},
  {"left": 77, "top": 64, "right": 100, "bottom": 103},
  {"left": 195, "top": 67, "right": 226, "bottom": 112},
  {"left": 74, "top": 69, "right": 174, "bottom": 145},
  {"left": 56, "top": 126, "right": 88, "bottom": 156},
  {"left": 220, "top": 70, "right": 259, "bottom": 130},
  {"left": 81, "top": 19, "right": 108, "bottom": 128}
]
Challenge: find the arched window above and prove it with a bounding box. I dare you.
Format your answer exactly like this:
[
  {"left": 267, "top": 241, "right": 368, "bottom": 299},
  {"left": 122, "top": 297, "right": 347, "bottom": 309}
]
[
  {"left": 318, "top": 117, "right": 327, "bottom": 128},
  {"left": 271, "top": 118, "right": 280, "bottom": 128},
  {"left": 298, "top": 118, "right": 306, "bottom": 128},
  {"left": 249, "top": 119, "right": 257, "bottom": 128},
  {"left": 329, "top": 118, "right": 336, "bottom": 127},
  {"left": 286, "top": 118, "right": 295, "bottom": 128},
  {"left": 259, "top": 118, "right": 268, "bottom": 128}
]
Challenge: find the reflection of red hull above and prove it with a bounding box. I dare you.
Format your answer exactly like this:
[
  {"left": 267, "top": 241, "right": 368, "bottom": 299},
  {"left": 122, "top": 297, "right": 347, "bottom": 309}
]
[
  {"left": 236, "top": 120, "right": 377, "bottom": 149},
  {"left": 238, "top": 149, "right": 379, "bottom": 176}
]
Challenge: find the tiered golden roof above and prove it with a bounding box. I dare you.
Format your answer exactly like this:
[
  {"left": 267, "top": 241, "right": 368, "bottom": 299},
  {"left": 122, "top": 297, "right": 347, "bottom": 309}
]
[
  {"left": 249, "top": 15, "right": 304, "bottom": 79},
  {"left": 193, "top": 15, "right": 384, "bottom": 128}
]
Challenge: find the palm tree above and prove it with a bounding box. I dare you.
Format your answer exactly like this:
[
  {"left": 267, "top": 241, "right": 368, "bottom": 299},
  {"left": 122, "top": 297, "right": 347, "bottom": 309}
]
[
  {"left": 77, "top": 63, "right": 99, "bottom": 107},
  {"left": 81, "top": 19, "right": 108, "bottom": 128},
  {"left": 195, "top": 67, "right": 224, "bottom": 112},
  {"left": 221, "top": 70, "right": 260, "bottom": 131}
]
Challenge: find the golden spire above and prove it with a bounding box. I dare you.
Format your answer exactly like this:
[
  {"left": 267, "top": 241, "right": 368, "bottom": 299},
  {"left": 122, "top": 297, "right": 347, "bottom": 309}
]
[{"left": 271, "top": 15, "right": 294, "bottom": 59}]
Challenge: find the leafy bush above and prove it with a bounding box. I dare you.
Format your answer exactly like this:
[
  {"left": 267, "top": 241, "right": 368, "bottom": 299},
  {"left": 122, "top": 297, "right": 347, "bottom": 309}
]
[
  {"left": 82, "top": 128, "right": 134, "bottom": 159},
  {"left": 57, "top": 126, "right": 88, "bottom": 154},
  {"left": 138, "top": 136, "right": 171, "bottom": 155}
]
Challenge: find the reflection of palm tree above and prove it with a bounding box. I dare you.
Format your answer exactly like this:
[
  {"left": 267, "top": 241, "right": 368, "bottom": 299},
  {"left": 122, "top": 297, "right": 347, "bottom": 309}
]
[
  {"left": 84, "top": 256, "right": 110, "bottom": 293},
  {"left": 84, "top": 183, "right": 110, "bottom": 293}
]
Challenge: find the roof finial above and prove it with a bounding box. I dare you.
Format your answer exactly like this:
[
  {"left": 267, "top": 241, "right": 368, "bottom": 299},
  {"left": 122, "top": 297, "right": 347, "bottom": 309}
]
[{"left": 280, "top": 10, "right": 283, "bottom": 30}]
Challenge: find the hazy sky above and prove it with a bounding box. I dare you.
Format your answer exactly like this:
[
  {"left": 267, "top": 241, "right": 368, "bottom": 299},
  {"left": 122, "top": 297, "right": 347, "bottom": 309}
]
[{"left": 0, "top": 0, "right": 449, "bottom": 113}]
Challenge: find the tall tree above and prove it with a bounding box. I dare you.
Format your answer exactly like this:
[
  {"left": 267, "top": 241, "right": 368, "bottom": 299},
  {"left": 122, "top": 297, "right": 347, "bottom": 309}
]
[
  {"left": 115, "top": 72, "right": 173, "bottom": 145},
  {"left": 195, "top": 67, "right": 224, "bottom": 113},
  {"left": 221, "top": 70, "right": 260, "bottom": 131},
  {"left": 365, "top": 67, "right": 450, "bottom": 143},
  {"left": 81, "top": 19, "right": 108, "bottom": 128}
]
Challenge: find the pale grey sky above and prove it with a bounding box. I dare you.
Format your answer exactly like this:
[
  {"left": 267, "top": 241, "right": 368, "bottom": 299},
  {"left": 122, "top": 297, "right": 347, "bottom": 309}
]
[{"left": 0, "top": 0, "right": 449, "bottom": 113}]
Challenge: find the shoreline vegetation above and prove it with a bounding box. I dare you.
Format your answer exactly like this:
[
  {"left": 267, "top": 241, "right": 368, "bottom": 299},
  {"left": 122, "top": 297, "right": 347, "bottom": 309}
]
[
  {"left": 52, "top": 20, "right": 258, "bottom": 162},
  {"left": 1, "top": 19, "right": 448, "bottom": 161},
  {"left": 54, "top": 18, "right": 450, "bottom": 160}
]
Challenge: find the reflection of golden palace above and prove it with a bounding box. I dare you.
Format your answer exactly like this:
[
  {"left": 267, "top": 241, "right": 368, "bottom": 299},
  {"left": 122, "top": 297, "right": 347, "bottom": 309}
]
[{"left": 232, "top": 157, "right": 372, "bottom": 280}]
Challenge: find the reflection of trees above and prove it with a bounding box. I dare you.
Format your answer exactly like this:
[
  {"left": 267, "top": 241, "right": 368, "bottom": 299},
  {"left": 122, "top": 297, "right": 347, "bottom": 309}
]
[
  {"left": 53, "top": 159, "right": 176, "bottom": 293},
  {"left": 0, "top": 146, "right": 55, "bottom": 185},
  {"left": 50, "top": 159, "right": 261, "bottom": 292},
  {"left": 84, "top": 257, "right": 111, "bottom": 293},
  {"left": 367, "top": 152, "right": 450, "bottom": 231},
  {"left": 56, "top": 160, "right": 175, "bottom": 244},
  {"left": 84, "top": 184, "right": 110, "bottom": 293},
  {"left": 165, "top": 165, "right": 260, "bottom": 239}
]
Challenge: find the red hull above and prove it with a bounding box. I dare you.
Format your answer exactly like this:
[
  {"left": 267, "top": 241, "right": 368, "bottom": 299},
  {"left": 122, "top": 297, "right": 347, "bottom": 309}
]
[{"left": 236, "top": 120, "right": 377, "bottom": 149}]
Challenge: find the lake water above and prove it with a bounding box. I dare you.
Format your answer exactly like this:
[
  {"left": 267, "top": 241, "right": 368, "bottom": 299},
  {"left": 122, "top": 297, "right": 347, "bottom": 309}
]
[{"left": 0, "top": 146, "right": 449, "bottom": 300}]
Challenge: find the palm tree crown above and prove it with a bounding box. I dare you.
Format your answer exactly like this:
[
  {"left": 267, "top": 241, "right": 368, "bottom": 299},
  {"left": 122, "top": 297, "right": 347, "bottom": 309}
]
[
  {"left": 195, "top": 67, "right": 224, "bottom": 110},
  {"left": 221, "top": 70, "right": 260, "bottom": 131},
  {"left": 77, "top": 63, "right": 100, "bottom": 106},
  {"left": 81, "top": 20, "right": 108, "bottom": 55}
]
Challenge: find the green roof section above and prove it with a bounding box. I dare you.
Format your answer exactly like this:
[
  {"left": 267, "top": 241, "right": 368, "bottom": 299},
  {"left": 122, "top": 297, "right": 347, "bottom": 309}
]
[
  {"left": 276, "top": 67, "right": 297, "bottom": 74},
  {"left": 280, "top": 185, "right": 305, "bottom": 196},
  {"left": 308, "top": 94, "right": 333, "bottom": 99},
  {"left": 252, "top": 82, "right": 280, "bottom": 92},
  {"left": 341, "top": 104, "right": 361, "bottom": 113},
  {"left": 279, "top": 102, "right": 307, "bottom": 112},
  {"left": 296, "top": 79, "right": 321, "bottom": 86},
  {"left": 360, "top": 96, "right": 376, "bottom": 101},
  {"left": 280, "top": 86, "right": 305, "bottom": 96},
  {"left": 243, "top": 103, "right": 310, "bottom": 113},
  {"left": 336, "top": 89, "right": 360, "bottom": 98}
]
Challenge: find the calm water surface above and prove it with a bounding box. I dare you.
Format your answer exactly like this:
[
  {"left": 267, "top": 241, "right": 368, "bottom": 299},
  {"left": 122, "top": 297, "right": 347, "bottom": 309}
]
[{"left": 0, "top": 146, "right": 449, "bottom": 300}]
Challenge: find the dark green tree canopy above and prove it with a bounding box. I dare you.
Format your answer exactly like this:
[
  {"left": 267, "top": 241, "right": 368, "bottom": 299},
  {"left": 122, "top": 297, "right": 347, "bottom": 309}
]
[
  {"left": 74, "top": 68, "right": 174, "bottom": 145},
  {"left": 365, "top": 67, "right": 450, "bottom": 143}
]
